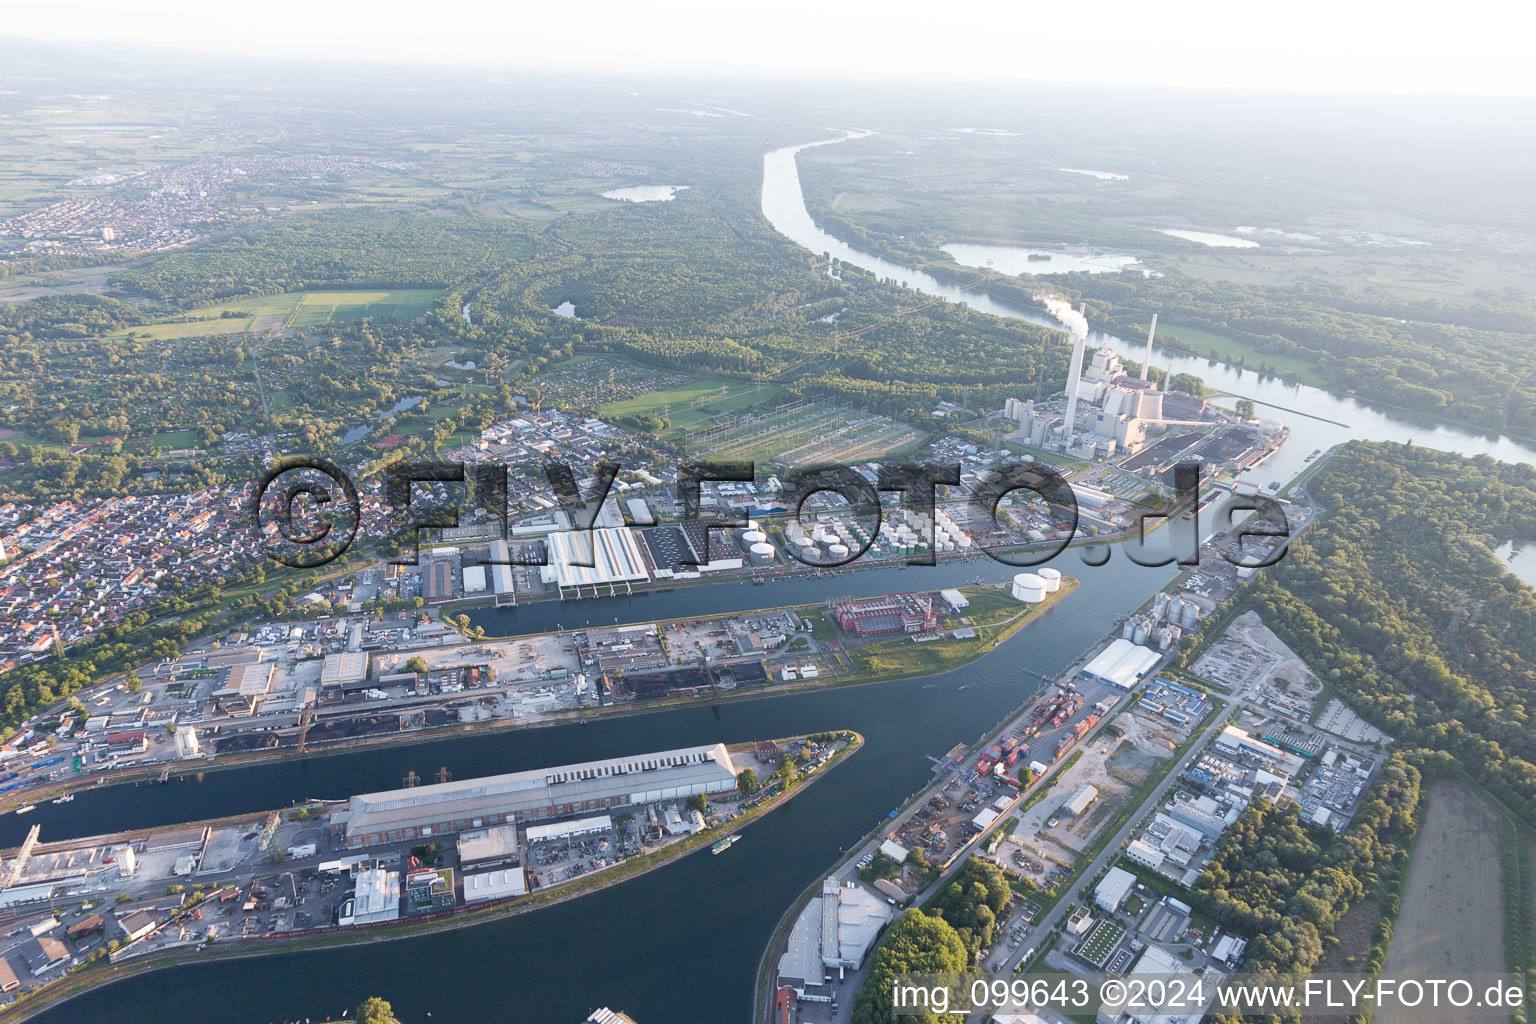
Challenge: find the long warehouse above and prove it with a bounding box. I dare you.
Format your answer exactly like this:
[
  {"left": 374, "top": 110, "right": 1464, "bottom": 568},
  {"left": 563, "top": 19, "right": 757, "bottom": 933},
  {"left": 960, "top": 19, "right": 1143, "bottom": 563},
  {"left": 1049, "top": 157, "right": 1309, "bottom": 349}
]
[
  {"left": 332, "top": 742, "right": 740, "bottom": 849},
  {"left": 1080, "top": 638, "right": 1162, "bottom": 690},
  {"left": 541, "top": 527, "right": 650, "bottom": 590}
]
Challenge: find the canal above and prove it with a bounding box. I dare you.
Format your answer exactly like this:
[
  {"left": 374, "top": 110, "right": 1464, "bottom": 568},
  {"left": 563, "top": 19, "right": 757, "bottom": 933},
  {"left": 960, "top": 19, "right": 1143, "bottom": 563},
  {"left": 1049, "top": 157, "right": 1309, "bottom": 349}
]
[
  {"left": 23, "top": 548, "right": 1179, "bottom": 1024},
  {"left": 24, "top": 135, "right": 1536, "bottom": 1024}
]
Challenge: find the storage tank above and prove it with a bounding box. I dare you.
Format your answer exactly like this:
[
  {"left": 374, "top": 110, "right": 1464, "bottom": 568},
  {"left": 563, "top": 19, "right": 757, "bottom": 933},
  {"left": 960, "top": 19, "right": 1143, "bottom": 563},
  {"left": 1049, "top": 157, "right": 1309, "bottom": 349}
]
[
  {"left": 955, "top": 534, "right": 973, "bottom": 549},
  {"left": 1132, "top": 621, "right": 1149, "bottom": 644},
  {"left": 740, "top": 529, "right": 767, "bottom": 546},
  {"left": 1181, "top": 601, "right": 1199, "bottom": 628},
  {"left": 1122, "top": 620, "right": 1136, "bottom": 640},
  {"left": 1011, "top": 572, "right": 1047, "bottom": 603},
  {"left": 1038, "top": 567, "right": 1062, "bottom": 592},
  {"left": 749, "top": 542, "right": 775, "bottom": 564},
  {"left": 1153, "top": 592, "right": 1170, "bottom": 619},
  {"left": 827, "top": 542, "right": 850, "bottom": 559}
]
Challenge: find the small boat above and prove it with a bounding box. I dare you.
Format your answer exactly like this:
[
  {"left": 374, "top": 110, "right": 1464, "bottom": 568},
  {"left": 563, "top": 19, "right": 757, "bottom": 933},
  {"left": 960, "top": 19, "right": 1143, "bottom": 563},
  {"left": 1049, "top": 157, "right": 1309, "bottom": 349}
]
[
  {"left": 15, "top": 804, "right": 36, "bottom": 815},
  {"left": 51, "top": 793, "right": 73, "bottom": 804},
  {"left": 711, "top": 835, "right": 741, "bottom": 855}
]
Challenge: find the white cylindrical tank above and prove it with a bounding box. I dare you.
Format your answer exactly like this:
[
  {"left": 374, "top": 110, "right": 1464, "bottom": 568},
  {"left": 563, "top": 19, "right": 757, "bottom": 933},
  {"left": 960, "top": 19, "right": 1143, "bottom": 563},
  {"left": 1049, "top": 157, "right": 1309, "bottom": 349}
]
[
  {"left": 1038, "top": 567, "right": 1062, "bottom": 592},
  {"left": 1181, "top": 601, "right": 1200, "bottom": 627},
  {"left": 1132, "top": 622, "right": 1149, "bottom": 644},
  {"left": 1011, "top": 572, "right": 1047, "bottom": 603},
  {"left": 955, "top": 534, "right": 973, "bottom": 549},
  {"left": 749, "top": 542, "right": 775, "bottom": 564},
  {"left": 741, "top": 529, "right": 767, "bottom": 546},
  {"left": 827, "top": 542, "right": 850, "bottom": 559},
  {"left": 1122, "top": 620, "right": 1136, "bottom": 640}
]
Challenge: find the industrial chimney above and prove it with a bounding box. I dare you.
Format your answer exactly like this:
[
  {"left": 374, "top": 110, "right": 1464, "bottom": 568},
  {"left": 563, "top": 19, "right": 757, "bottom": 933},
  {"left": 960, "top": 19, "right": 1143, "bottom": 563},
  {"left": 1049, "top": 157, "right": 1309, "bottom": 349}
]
[{"left": 1141, "top": 313, "right": 1158, "bottom": 381}]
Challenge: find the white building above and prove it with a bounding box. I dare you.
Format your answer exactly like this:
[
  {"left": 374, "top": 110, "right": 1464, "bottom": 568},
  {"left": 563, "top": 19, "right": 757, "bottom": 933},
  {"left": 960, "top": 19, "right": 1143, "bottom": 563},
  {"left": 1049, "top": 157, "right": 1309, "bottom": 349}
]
[
  {"left": 338, "top": 867, "right": 399, "bottom": 926},
  {"left": 462, "top": 867, "right": 528, "bottom": 903},
  {"left": 1081, "top": 639, "right": 1161, "bottom": 690},
  {"left": 1094, "top": 866, "right": 1136, "bottom": 912},
  {"left": 1126, "top": 838, "right": 1166, "bottom": 871},
  {"left": 541, "top": 527, "right": 650, "bottom": 590}
]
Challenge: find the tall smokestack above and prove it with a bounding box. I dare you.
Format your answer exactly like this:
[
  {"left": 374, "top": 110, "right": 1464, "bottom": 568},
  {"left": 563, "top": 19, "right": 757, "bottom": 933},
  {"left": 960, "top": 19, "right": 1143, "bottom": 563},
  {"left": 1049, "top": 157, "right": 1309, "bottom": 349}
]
[
  {"left": 1141, "top": 313, "right": 1158, "bottom": 381},
  {"left": 1063, "top": 318, "right": 1089, "bottom": 439}
]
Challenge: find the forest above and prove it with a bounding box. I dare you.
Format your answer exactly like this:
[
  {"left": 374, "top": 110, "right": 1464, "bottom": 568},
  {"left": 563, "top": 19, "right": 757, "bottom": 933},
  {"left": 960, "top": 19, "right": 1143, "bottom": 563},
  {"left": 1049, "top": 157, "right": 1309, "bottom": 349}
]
[
  {"left": 850, "top": 857, "right": 1014, "bottom": 1024},
  {"left": 1041, "top": 273, "right": 1536, "bottom": 436},
  {"left": 1233, "top": 442, "right": 1536, "bottom": 825},
  {"left": 1193, "top": 751, "right": 1426, "bottom": 980}
]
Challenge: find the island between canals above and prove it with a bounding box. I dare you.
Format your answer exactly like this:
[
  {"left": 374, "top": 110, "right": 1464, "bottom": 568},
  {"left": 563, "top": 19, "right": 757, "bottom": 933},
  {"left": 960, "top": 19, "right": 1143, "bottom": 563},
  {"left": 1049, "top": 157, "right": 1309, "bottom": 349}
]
[{"left": 0, "top": 732, "right": 861, "bottom": 1024}]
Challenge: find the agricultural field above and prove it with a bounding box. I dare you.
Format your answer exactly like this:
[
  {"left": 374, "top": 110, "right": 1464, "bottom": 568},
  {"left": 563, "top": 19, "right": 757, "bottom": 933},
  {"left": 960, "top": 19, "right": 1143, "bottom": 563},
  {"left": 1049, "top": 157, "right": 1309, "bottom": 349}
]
[
  {"left": 1379, "top": 781, "right": 1505, "bottom": 1024},
  {"left": 1154, "top": 322, "right": 1327, "bottom": 387},
  {"left": 536, "top": 355, "right": 697, "bottom": 410},
  {"left": 112, "top": 288, "right": 441, "bottom": 341},
  {"left": 598, "top": 376, "right": 776, "bottom": 426}
]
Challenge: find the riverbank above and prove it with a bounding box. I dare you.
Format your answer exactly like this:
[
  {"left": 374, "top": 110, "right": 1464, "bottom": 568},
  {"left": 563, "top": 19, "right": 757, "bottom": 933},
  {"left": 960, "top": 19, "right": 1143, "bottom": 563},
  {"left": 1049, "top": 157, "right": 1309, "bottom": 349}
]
[
  {"left": 2, "top": 583, "right": 1071, "bottom": 816},
  {"left": 0, "top": 731, "right": 863, "bottom": 1024}
]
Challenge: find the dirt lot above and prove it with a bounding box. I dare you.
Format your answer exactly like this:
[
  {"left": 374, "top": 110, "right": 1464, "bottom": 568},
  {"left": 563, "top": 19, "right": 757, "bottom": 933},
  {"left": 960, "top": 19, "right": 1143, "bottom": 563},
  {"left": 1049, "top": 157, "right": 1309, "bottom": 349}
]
[
  {"left": 1379, "top": 781, "right": 1506, "bottom": 1024},
  {"left": 991, "top": 714, "right": 1177, "bottom": 884}
]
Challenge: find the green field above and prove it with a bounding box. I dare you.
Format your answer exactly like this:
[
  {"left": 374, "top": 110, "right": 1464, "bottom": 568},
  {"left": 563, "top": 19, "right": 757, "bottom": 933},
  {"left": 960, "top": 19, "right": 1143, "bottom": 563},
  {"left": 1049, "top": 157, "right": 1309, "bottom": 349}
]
[
  {"left": 288, "top": 288, "right": 441, "bottom": 327},
  {"left": 115, "top": 288, "right": 441, "bottom": 341},
  {"left": 598, "top": 378, "right": 777, "bottom": 423},
  {"left": 1158, "top": 323, "right": 1326, "bottom": 387}
]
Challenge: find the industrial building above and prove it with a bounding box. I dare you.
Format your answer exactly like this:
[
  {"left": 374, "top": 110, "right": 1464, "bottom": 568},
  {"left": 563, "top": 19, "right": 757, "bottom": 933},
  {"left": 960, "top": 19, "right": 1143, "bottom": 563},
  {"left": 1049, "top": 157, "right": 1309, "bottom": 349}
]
[
  {"left": 338, "top": 867, "right": 400, "bottom": 925},
  {"left": 542, "top": 527, "right": 650, "bottom": 591},
  {"left": 212, "top": 662, "right": 275, "bottom": 714},
  {"left": 1061, "top": 783, "right": 1099, "bottom": 817},
  {"left": 319, "top": 652, "right": 369, "bottom": 690},
  {"left": 405, "top": 867, "right": 455, "bottom": 913},
  {"left": 462, "top": 867, "right": 528, "bottom": 903},
  {"left": 1080, "top": 639, "right": 1161, "bottom": 690},
  {"left": 19, "top": 936, "right": 69, "bottom": 976},
  {"left": 333, "top": 743, "right": 740, "bottom": 848},
  {"left": 825, "top": 592, "right": 937, "bottom": 636},
  {"left": 1094, "top": 866, "right": 1136, "bottom": 912},
  {"left": 420, "top": 553, "right": 460, "bottom": 604},
  {"left": 489, "top": 539, "right": 515, "bottom": 595},
  {"left": 457, "top": 824, "right": 520, "bottom": 869},
  {"left": 778, "top": 877, "right": 895, "bottom": 989}
]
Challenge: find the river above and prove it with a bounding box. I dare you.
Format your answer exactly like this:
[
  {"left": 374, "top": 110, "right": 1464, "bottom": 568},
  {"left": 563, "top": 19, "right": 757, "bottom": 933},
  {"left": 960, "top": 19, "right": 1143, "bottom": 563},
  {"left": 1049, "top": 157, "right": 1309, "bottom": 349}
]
[
  {"left": 23, "top": 552, "right": 1179, "bottom": 1024},
  {"left": 762, "top": 133, "right": 1536, "bottom": 488},
  {"left": 30, "top": 136, "right": 1536, "bottom": 1024}
]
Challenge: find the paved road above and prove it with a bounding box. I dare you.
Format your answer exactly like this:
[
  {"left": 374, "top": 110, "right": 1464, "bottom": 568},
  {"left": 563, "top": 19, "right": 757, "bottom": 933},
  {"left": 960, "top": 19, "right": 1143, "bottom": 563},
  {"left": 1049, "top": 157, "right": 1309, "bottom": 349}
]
[{"left": 992, "top": 692, "right": 1242, "bottom": 978}]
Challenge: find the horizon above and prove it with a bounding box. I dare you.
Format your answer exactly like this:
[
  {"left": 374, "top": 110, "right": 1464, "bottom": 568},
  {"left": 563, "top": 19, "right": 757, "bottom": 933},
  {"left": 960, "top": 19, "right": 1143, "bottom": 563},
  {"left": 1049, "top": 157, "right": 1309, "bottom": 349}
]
[{"left": 4, "top": 0, "right": 1536, "bottom": 98}]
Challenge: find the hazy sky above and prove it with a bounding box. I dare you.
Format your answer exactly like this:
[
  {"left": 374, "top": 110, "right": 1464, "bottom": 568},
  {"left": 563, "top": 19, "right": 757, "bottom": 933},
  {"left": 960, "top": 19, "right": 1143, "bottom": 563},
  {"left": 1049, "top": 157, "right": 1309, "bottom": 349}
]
[{"left": 9, "top": 0, "right": 1536, "bottom": 97}]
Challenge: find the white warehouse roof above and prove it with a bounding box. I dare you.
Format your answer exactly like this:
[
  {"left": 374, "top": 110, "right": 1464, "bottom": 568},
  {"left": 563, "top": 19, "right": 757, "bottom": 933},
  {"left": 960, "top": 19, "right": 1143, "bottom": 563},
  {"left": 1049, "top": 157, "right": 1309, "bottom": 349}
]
[
  {"left": 543, "top": 528, "right": 650, "bottom": 589},
  {"left": 1082, "top": 638, "right": 1161, "bottom": 690},
  {"left": 463, "top": 867, "right": 528, "bottom": 903},
  {"left": 1095, "top": 866, "right": 1136, "bottom": 910}
]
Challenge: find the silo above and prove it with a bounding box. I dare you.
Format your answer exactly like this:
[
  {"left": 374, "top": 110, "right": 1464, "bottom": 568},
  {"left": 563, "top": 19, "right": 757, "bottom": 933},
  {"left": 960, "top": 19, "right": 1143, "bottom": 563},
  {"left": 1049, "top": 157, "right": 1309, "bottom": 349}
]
[
  {"left": 1038, "top": 567, "right": 1062, "bottom": 592},
  {"left": 1132, "top": 621, "right": 1149, "bottom": 644},
  {"left": 1153, "top": 592, "right": 1169, "bottom": 619},
  {"left": 1011, "top": 572, "right": 1047, "bottom": 603},
  {"left": 1181, "top": 601, "right": 1200, "bottom": 628},
  {"left": 1122, "top": 620, "right": 1136, "bottom": 640},
  {"left": 749, "top": 542, "right": 775, "bottom": 564}
]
